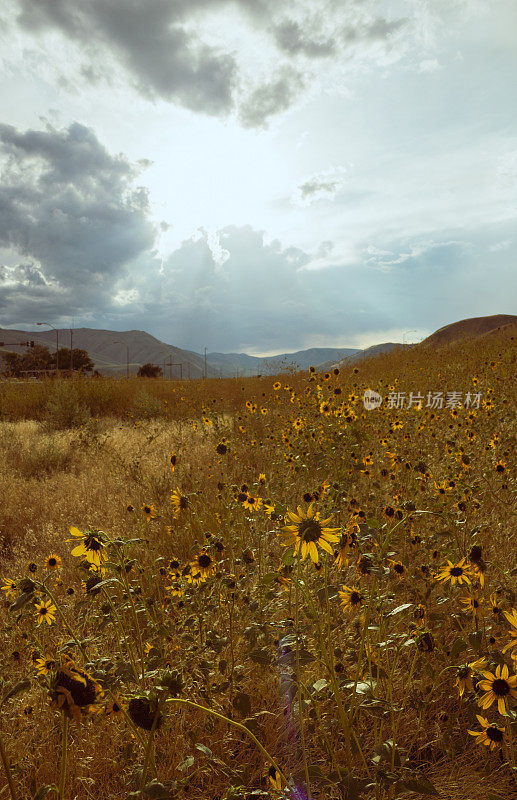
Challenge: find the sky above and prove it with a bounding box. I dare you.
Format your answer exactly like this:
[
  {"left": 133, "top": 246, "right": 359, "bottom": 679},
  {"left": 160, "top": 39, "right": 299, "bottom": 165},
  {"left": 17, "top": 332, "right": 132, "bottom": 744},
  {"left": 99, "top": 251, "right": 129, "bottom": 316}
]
[{"left": 0, "top": 0, "right": 515, "bottom": 355}]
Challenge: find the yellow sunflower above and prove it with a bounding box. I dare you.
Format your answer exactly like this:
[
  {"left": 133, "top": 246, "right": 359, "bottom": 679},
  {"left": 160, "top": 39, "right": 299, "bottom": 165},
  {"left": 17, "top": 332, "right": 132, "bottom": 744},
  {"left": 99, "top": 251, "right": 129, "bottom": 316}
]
[
  {"left": 191, "top": 551, "right": 216, "bottom": 578},
  {"left": 338, "top": 585, "right": 364, "bottom": 613},
  {"left": 45, "top": 553, "right": 62, "bottom": 571},
  {"left": 477, "top": 663, "right": 517, "bottom": 715},
  {"left": 242, "top": 494, "right": 263, "bottom": 512},
  {"left": 141, "top": 503, "right": 157, "bottom": 522},
  {"left": 435, "top": 557, "right": 473, "bottom": 586},
  {"left": 35, "top": 656, "right": 56, "bottom": 676},
  {"left": 455, "top": 658, "right": 487, "bottom": 697},
  {"left": 459, "top": 592, "right": 482, "bottom": 616},
  {"left": 502, "top": 608, "right": 517, "bottom": 653},
  {"left": 34, "top": 599, "right": 57, "bottom": 626},
  {"left": 68, "top": 526, "right": 107, "bottom": 567},
  {"left": 1, "top": 578, "right": 17, "bottom": 600},
  {"left": 170, "top": 488, "right": 189, "bottom": 518},
  {"left": 468, "top": 715, "right": 505, "bottom": 750},
  {"left": 281, "top": 503, "right": 340, "bottom": 563}
]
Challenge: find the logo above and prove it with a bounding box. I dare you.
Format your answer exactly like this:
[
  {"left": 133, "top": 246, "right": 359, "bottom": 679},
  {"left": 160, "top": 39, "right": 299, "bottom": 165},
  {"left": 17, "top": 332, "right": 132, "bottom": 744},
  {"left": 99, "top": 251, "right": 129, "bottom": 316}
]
[{"left": 363, "top": 389, "right": 382, "bottom": 410}]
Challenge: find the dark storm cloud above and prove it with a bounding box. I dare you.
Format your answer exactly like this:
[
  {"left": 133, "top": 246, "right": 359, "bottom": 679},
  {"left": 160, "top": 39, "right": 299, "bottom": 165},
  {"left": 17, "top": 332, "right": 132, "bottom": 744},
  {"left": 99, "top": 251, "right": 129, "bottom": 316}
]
[
  {"left": 131, "top": 225, "right": 391, "bottom": 351},
  {"left": 273, "top": 19, "right": 336, "bottom": 58},
  {"left": 17, "top": 0, "right": 238, "bottom": 115},
  {"left": 14, "top": 0, "right": 410, "bottom": 126},
  {"left": 0, "top": 121, "right": 157, "bottom": 322},
  {"left": 239, "top": 67, "right": 306, "bottom": 128},
  {"left": 341, "top": 16, "right": 408, "bottom": 44}
]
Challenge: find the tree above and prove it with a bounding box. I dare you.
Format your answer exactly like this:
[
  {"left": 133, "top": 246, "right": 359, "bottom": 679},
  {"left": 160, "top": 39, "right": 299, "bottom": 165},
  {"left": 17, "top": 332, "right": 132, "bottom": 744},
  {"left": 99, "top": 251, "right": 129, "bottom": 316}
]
[
  {"left": 53, "top": 348, "right": 94, "bottom": 373},
  {"left": 137, "top": 363, "right": 162, "bottom": 378},
  {"left": 2, "top": 345, "right": 53, "bottom": 376}
]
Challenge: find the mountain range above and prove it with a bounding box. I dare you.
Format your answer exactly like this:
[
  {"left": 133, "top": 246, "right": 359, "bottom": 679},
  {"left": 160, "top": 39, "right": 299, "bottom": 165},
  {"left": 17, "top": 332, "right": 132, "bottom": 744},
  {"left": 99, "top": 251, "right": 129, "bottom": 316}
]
[{"left": 0, "top": 314, "right": 515, "bottom": 377}]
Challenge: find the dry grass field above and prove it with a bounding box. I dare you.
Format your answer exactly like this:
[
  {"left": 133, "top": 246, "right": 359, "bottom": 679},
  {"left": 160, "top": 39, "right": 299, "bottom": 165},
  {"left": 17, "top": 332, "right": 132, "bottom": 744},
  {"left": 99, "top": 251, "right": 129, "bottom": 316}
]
[{"left": 0, "top": 326, "right": 516, "bottom": 800}]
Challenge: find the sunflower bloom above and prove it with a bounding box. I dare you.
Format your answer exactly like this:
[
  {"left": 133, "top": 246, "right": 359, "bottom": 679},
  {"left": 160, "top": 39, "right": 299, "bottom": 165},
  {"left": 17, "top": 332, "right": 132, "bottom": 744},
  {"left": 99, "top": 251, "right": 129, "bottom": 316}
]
[
  {"left": 281, "top": 503, "right": 340, "bottom": 563},
  {"left": 191, "top": 551, "right": 215, "bottom": 579},
  {"left": 35, "top": 656, "right": 56, "bottom": 675},
  {"left": 141, "top": 503, "right": 157, "bottom": 522},
  {"left": 455, "top": 658, "right": 487, "bottom": 697},
  {"left": 45, "top": 553, "right": 62, "bottom": 571},
  {"left": 1, "top": 578, "right": 17, "bottom": 600},
  {"left": 478, "top": 663, "right": 517, "bottom": 714},
  {"left": 502, "top": 608, "right": 517, "bottom": 654},
  {"left": 68, "top": 526, "right": 107, "bottom": 567},
  {"left": 339, "top": 585, "right": 364, "bottom": 613},
  {"left": 468, "top": 715, "right": 505, "bottom": 750},
  {"left": 435, "top": 557, "right": 473, "bottom": 586},
  {"left": 170, "top": 488, "right": 189, "bottom": 518},
  {"left": 35, "top": 600, "right": 57, "bottom": 626}
]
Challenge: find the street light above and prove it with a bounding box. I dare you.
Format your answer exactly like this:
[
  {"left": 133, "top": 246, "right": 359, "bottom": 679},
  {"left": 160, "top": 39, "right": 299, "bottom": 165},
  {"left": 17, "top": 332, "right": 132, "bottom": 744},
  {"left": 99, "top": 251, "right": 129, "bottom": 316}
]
[
  {"left": 37, "top": 322, "right": 59, "bottom": 376},
  {"left": 112, "top": 341, "right": 130, "bottom": 378}
]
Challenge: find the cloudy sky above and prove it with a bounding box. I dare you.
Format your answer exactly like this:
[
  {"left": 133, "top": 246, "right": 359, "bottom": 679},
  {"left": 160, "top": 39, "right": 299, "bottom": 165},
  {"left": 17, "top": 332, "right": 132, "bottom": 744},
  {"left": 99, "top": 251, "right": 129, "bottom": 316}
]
[{"left": 0, "top": 0, "right": 515, "bottom": 354}]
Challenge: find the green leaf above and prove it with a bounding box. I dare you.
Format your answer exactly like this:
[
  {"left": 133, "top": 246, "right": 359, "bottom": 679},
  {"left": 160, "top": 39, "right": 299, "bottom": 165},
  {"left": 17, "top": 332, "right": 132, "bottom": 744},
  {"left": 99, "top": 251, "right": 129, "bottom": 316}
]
[
  {"left": 388, "top": 603, "right": 413, "bottom": 616},
  {"left": 402, "top": 776, "right": 440, "bottom": 796},
  {"left": 10, "top": 591, "right": 35, "bottom": 611},
  {"left": 33, "top": 785, "right": 57, "bottom": 800},
  {"left": 195, "top": 743, "right": 213, "bottom": 757},
  {"left": 1, "top": 678, "right": 31, "bottom": 706},
  {"left": 232, "top": 692, "right": 252, "bottom": 716},
  {"left": 450, "top": 637, "right": 467, "bottom": 660},
  {"left": 142, "top": 781, "right": 174, "bottom": 799},
  {"left": 249, "top": 648, "right": 272, "bottom": 666},
  {"left": 176, "top": 756, "right": 195, "bottom": 772}
]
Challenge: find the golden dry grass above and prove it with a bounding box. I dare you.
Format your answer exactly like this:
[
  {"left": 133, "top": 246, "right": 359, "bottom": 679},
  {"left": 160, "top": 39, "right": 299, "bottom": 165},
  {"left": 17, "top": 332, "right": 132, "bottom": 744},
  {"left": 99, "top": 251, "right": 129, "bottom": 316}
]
[{"left": 0, "top": 326, "right": 516, "bottom": 800}]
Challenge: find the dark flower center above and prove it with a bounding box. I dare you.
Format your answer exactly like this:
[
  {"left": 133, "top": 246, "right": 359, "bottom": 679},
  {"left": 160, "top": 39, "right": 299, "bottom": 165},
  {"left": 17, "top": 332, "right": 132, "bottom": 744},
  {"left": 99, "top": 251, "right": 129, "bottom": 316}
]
[
  {"left": 487, "top": 726, "right": 504, "bottom": 742},
  {"left": 350, "top": 592, "right": 362, "bottom": 604},
  {"left": 450, "top": 566, "right": 463, "bottom": 576},
  {"left": 48, "top": 558, "right": 57, "bottom": 567},
  {"left": 84, "top": 534, "right": 102, "bottom": 551},
  {"left": 128, "top": 698, "right": 162, "bottom": 730},
  {"left": 39, "top": 607, "right": 48, "bottom": 615},
  {"left": 492, "top": 678, "right": 509, "bottom": 697},
  {"left": 198, "top": 554, "right": 212, "bottom": 569},
  {"left": 298, "top": 519, "right": 322, "bottom": 543},
  {"left": 56, "top": 669, "right": 97, "bottom": 707},
  {"left": 394, "top": 564, "right": 404, "bottom": 574}
]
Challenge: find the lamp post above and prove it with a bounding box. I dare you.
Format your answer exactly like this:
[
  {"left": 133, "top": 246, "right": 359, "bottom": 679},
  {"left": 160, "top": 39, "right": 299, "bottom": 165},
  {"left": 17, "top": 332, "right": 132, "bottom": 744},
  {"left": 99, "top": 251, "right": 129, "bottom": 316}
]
[
  {"left": 113, "top": 341, "right": 130, "bottom": 378},
  {"left": 37, "top": 322, "right": 59, "bottom": 376}
]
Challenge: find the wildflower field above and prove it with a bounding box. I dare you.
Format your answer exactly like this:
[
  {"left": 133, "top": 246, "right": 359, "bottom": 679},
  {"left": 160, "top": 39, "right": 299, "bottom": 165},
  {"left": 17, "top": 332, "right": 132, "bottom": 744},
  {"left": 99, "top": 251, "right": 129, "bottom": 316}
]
[{"left": 0, "top": 325, "right": 516, "bottom": 800}]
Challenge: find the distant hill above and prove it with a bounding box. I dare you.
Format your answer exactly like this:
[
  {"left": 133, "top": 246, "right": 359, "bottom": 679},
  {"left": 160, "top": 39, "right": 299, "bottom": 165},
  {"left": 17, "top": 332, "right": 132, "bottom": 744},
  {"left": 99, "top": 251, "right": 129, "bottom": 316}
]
[
  {"left": 0, "top": 328, "right": 218, "bottom": 378},
  {"left": 421, "top": 314, "right": 517, "bottom": 347},
  {"left": 207, "top": 347, "right": 359, "bottom": 376},
  {"left": 0, "top": 329, "right": 357, "bottom": 378},
  {"left": 320, "top": 342, "right": 407, "bottom": 371}
]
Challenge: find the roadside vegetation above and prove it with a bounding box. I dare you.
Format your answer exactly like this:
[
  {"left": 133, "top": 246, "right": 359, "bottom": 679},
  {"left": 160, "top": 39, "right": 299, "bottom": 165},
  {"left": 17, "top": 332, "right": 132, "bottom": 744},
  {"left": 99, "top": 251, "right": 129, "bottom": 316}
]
[{"left": 0, "top": 325, "right": 515, "bottom": 800}]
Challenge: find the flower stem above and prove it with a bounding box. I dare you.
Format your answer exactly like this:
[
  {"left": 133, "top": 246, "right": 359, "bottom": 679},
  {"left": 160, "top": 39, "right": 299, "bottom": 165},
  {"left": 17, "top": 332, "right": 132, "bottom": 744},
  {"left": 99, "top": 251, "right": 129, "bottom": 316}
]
[
  {"left": 58, "top": 713, "right": 69, "bottom": 800},
  {"left": 166, "top": 698, "right": 291, "bottom": 794},
  {"left": 0, "top": 727, "right": 17, "bottom": 800}
]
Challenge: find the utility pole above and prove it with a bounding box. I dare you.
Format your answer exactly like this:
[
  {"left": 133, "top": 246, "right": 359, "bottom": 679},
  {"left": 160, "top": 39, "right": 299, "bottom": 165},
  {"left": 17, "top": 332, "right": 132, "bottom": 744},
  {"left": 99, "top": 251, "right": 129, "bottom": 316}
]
[{"left": 204, "top": 347, "right": 207, "bottom": 380}]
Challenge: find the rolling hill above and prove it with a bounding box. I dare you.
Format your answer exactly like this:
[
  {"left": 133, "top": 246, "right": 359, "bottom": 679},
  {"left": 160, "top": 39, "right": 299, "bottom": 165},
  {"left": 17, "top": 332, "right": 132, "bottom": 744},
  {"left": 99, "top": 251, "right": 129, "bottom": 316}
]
[
  {"left": 206, "top": 347, "right": 359, "bottom": 376},
  {"left": 421, "top": 314, "right": 517, "bottom": 347},
  {"left": 0, "top": 327, "right": 219, "bottom": 378}
]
